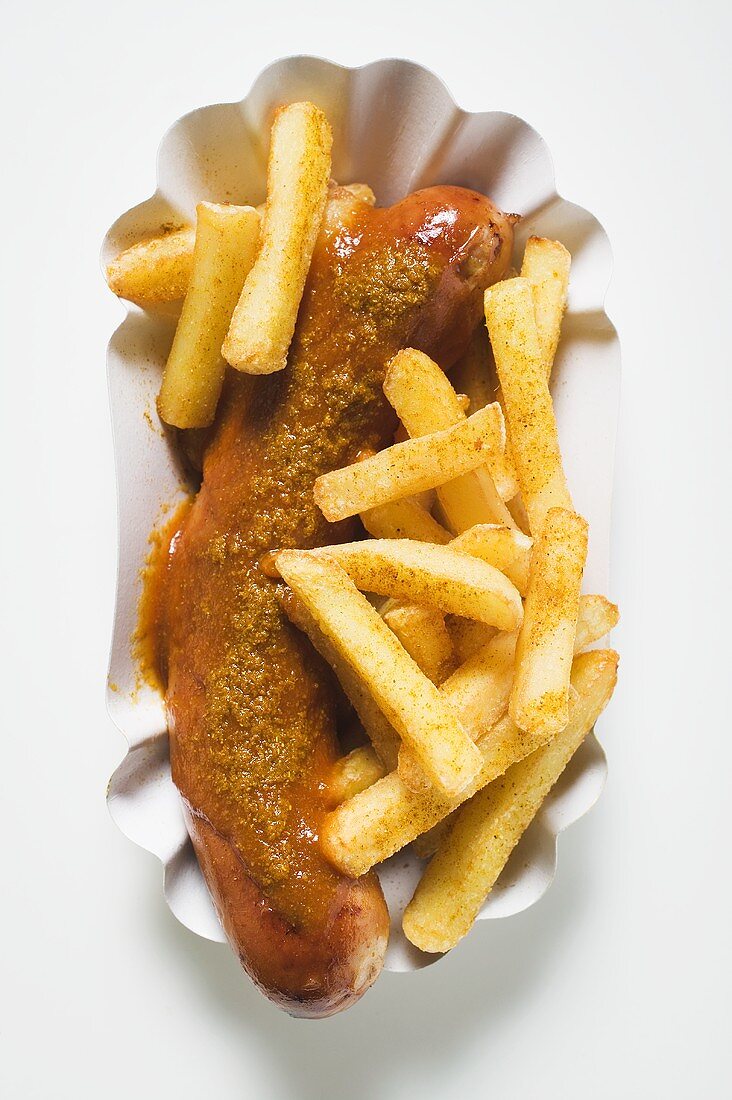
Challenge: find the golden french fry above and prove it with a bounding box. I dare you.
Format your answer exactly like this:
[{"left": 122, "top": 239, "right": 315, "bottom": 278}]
[
  {"left": 450, "top": 524, "right": 533, "bottom": 596},
  {"left": 105, "top": 181, "right": 370, "bottom": 307},
  {"left": 278, "top": 586, "right": 400, "bottom": 770},
  {"left": 316, "top": 539, "right": 523, "bottom": 631},
  {"left": 411, "top": 819, "right": 452, "bottom": 859},
  {"left": 506, "top": 491, "right": 531, "bottom": 535},
  {"left": 384, "top": 348, "right": 516, "bottom": 530},
  {"left": 397, "top": 625, "right": 515, "bottom": 792},
  {"left": 445, "top": 617, "right": 497, "bottom": 663},
  {"left": 521, "top": 236, "right": 571, "bottom": 377},
  {"left": 510, "top": 508, "right": 588, "bottom": 738},
  {"left": 361, "top": 499, "right": 451, "bottom": 544},
  {"left": 343, "top": 517, "right": 530, "bottom": 690},
  {"left": 276, "top": 552, "right": 482, "bottom": 798},
  {"left": 382, "top": 604, "right": 455, "bottom": 685},
  {"left": 157, "top": 204, "right": 260, "bottom": 428},
  {"left": 106, "top": 226, "right": 195, "bottom": 305},
  {"left": 450, "top": 329, "right": 520, "bottom": 502},
  {"left": 411, "top": 594, "right": 612, "bottom": 792},
  {"left": 314, "top": 403, "right": 505, "bottom": 522},
  {"left": 222, "top": 102, "right": 332, "bottom": 374},
  {"left": 319, "top": 587, "right": 613, "bottom": 853},
  {"left": 321, "top": 649, "right": 616, "bottom": 877},
  {"left": 484, "top": 278, "right": 572, "bottom": 533},
  {"left": 403, "top": 648, "right": 618, "bottom": 952},
  {"left": 449, "top": 327, "right": 494, "bottom": 414},
  {"left": 327, "top": 746, "right": 386, "bottom": 806},
  {"left": 441, "top": 629, "right": 517, "bottom": 738},
  {"left": 575, "top": 594, "right": 620, "bottom": 650},
  {"left": 397, "top": 745, "right": 434, "bottom": 794},
  {"left": 322, "top": 635, "right": 523, "bottom": 875}
]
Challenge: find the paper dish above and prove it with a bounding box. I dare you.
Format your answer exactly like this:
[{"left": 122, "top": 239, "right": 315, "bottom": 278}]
[{"left": 104, "top": 56, "right": 620, "bottom": 972}]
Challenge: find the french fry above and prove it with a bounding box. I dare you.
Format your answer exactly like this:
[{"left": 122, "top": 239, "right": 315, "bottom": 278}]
[
  {"left": 397, "top": 624, "right": 516, "bottom": 792},
  {"left": 276, "top": 552, "right": 482, "bottom": 798},
  {"left": 510, "top": 508, "right": 588, "bottom": 738},
  {"left": 446, "top": 618, "right": 497, "bottom": 663},
  {"left": 316, "top": 539, "right": 523, "bottom": 631},
  {"left": 441, "top": 629, "right": 517, "bottom": 737},
  {"left": 321, "top": 649, "right": 616, "bottom": 877},
  {"left": 157, "top": 203, "right": 260, "bottom": 428},
  {"left": 106, "top": 225, "right": 195, "bottom": 305},
  {"left": 339, "top": 519, "right": 528, "bottom": 689},
  {"left": 105, "top": 182, "right": 371, "bottom": 307},
  {"left": 575, "top": 594, "right": 620, "bottom": 651},
  {"left": 450, "top": 524, "right": 533, "bottom": 596},
  {"left": 361, "top": 499, "right": 451, "bottom": 544},
  {"left": 327, "top": 746, "right": 386, "bottom": 806},
  {"left": 521, "top": 236, "right": 571, "bottom": 377},
  {"left": 222, "top": 102, "right": 332, "bottom": 374},
  {"left": 449, "top": 327, "right": 494, "bottom": 414},
  {"left": 324, "top": 629, "right": 522, "bottom": 872},
  {"left": 484, "top": 278, "right": 572, "bottom": 533},
  {"left": 384, "top": 348, "right": 516, "bottom": 530},
  {"left": 382, "top": 604, "right": 456, "bottom": 685},
  {"left": 506, "top": 491, "right": 531, "bottom": 535},
  {"left": 314, "top": 402, "right": 506, "bottom": 522},
  {"left": 397, "top": 744, "right": 434, "bottom": 793},
  {"left": 411, "top": 820, "right": 452, "bottom": 860},
  {"left": 402, "top": 649, "right": 618, "bottom": 952},
  {"left": 449, "top": 329, "right": 520, "bottom": 502},
  {"left": 278, "top": 586, "right": 400, "bottom": 770},
  {"left": 412, "top": 595, "right": 618, "bottom": 856}
]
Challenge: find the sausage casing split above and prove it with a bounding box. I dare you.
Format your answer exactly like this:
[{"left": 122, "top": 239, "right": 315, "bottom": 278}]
[{"left": 158, "top": 184, "right": 515, "bottom": 1016}]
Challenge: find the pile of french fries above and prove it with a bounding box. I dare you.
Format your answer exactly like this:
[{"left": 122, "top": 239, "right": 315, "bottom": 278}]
[
  {"left": 107, "top": 101, "right": 618, "bottom": 956},
  {"left": 277, "top": 295, "right": 618, "bottom": 952}
]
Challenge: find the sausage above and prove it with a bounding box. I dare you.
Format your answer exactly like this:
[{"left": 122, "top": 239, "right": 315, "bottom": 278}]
[{"left": 159, "top": 184, "right": 515, "bottom": 1016}]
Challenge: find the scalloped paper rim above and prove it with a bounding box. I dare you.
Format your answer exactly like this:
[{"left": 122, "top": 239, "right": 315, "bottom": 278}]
[{"left": 104, "top": 56, "right": 619, "bottom": 975}]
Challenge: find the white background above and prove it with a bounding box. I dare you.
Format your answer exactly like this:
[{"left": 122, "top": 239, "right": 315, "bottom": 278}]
[{"left": 1, "top": 1, "right": 729, "bottom": 1096}]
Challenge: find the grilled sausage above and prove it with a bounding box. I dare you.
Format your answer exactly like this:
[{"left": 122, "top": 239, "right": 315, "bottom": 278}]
[{"left": 158, "top": 184, "right": 515, "bottom": 1016}]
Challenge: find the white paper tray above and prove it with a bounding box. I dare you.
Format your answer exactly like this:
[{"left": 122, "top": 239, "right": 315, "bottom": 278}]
[{"left": 104, "top": 56, "right": 620, "bottom": 973}]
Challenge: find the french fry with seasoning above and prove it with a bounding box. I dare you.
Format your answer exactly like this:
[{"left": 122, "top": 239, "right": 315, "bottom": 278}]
[
  {"left": 574, "top": 594, "right": 620, "bottom": 652},
  {"left": 510, "top": 508, "right": 588, "bottom": 738},
  {"left": 397, "top": 623, "right": 516, "bottom": 792},
  {"left": 361, "top": 499, "right": 452, "bottom": 544},
  {"left": 105, "top": 183, "right": 372, "bottom": 308},
  {"left": 223, "top": 102, "right": 332, "bottom": 374},
  {"left": 327, "top": 746, "right": 386, "bottom": 806},
  {"left": 383, "top": 347, "right": 515, "bottom": 530},
  {"left": 314, "top": 403, "right": 506, "bottom": 522},
  {"left": 521, "top": 236, "right": 571, "bottom": 378},
  {"left": 106, "top": 225, "right": 195, "bottom": 305},
  {"left": 446, "top": 617, "right": 497, "bottom": 663},
  {"left": 402, "top": 649, "right": 618, "bottom": 952},
  {"left": 313, "top": 539, "right": 523, "bottom": 631},
  {"left": 157, "top": 203, "right": 260, "bottom": 428},
  {"left": 382, "top": 604, "right": 456, "bottom": 685},
  {"left": 484, "top": 278, "right": 572, "bottom": 533},
  {"left": 321, "top": 649, "right": 616, "bottom": 878},
  {"left": 412, "top": 594, "right": 620, "bottom": 858},
  {"left": 449, "top": 329, "right": 520, "bottom": 502},
  {"left": 275, "top": 551, "right": 482, "bottom": 799},
  {"left": 450, "top": 524, "right": 533, "bottom": 596},
  {"left": 278, "top": 585, "right": 400, "bottom": 770}
]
